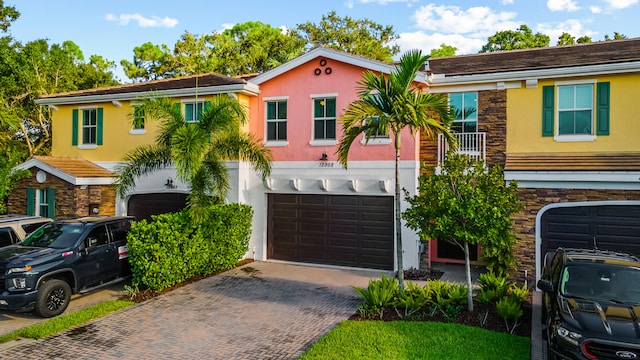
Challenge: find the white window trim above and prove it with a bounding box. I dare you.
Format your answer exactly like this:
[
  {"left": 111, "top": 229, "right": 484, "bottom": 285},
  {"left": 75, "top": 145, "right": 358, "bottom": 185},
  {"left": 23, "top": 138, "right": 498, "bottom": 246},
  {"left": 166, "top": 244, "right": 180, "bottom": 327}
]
[
  {"left": 36, "top": 189, "right": 47, "bottom": 217},
  {"left": 264, "top": 140, "right": 289, "bottom": 147},
  {"left": 130, "top": 102, "right": 146, "bottom": 134},
  {"left": 80, "top": 107, "right": 98, "bottom": 146},
  {"left": 265, "top": 98, "right": 288, "bottom": 143},
  {"left": 311, "top": 95, "right": 338, "bottom": 142},
  {"left": 553, "top": 80, "right": 596, "bottom": 142},
  {"left": 181, "top": 98, "right": 205, "bottom": 123},
  {"left": 360, "top": 137, "right": 392, "bottom": 145}
]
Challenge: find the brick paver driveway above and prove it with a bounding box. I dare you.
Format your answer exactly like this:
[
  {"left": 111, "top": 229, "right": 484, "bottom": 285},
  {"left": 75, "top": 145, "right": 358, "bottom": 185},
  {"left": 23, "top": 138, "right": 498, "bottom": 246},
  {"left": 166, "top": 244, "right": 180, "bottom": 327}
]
[{"left": 0, "top": 262, "right": 385, "bottom": 359}]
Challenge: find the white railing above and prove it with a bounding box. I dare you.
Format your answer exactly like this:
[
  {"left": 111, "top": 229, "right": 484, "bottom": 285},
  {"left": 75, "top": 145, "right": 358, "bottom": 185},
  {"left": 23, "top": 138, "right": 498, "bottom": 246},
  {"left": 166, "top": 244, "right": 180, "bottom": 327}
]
[{"left": 437, "top": 132, "right": 486, "bottom": 168}]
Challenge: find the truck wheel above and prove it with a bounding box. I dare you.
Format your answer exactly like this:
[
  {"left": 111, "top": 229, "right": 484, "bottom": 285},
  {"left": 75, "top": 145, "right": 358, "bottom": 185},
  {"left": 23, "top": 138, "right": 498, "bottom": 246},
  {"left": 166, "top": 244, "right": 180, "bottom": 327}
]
[{"left": 35, "top": 279, "right": 71, "bottom": 318}]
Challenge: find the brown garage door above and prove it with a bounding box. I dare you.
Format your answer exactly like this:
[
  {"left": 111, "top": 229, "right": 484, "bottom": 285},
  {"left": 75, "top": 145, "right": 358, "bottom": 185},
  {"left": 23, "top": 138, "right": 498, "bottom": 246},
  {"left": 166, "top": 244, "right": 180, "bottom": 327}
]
[
  {"left": 268, "top": 194, "right": 394, "bottom": 270},
  {"left": 127, "top": 193, "right": 188, "bottom": 221},
  {"left": 540, "top": 204, "right": 640, "bottom": 257}
]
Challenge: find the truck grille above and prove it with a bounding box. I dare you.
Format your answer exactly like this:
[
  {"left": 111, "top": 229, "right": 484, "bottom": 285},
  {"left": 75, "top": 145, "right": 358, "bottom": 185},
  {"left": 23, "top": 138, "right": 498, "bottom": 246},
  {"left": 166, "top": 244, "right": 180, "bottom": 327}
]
[{"left": 585, "top": 341, "right": 640, "bottom": 360}]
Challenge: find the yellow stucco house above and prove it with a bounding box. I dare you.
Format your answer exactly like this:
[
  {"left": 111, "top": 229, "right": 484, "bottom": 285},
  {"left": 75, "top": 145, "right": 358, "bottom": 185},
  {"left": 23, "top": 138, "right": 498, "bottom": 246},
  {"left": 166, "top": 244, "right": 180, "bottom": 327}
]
[{"left": 422, "top": 38, "right": 640, "bottom": 283}]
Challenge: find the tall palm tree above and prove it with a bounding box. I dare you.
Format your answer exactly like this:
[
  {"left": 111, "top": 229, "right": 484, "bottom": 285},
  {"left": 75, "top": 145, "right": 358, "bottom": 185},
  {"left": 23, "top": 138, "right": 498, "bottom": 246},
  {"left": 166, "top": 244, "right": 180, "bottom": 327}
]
[
  {"left": 337, "top": 49, "right": 456, "bottom": 290},
  {"left": 115, "top": 95, "right": 272, "bottom": 222}
]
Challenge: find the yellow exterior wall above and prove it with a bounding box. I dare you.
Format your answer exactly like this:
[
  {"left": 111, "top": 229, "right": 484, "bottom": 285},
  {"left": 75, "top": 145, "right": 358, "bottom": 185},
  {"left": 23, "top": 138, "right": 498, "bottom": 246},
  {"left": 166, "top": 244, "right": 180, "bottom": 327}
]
[
  {"left": 506, "top": 73, "right": 640, "bottom": 154},
  {"left": 51, "top": 94, "right": 250, "bottom": 162}
]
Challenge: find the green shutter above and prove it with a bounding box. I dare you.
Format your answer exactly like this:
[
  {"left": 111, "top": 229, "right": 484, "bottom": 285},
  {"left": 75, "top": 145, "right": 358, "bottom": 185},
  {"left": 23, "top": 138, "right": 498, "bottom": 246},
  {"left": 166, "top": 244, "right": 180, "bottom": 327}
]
[
  {"left": 596, "top": 82, "right": 610, "bottom": 136},
  {"left": 97, "top": 108, "right": 104, "bottom": 145},
  {"left": 26, "top": 188, "right": 35, "bottom": 216},
  {"left": 72, "top": 109, "right": 79, "bottom": 145},
  {"left": 542, "top": 86, "right": 555, "bottom": 137}
]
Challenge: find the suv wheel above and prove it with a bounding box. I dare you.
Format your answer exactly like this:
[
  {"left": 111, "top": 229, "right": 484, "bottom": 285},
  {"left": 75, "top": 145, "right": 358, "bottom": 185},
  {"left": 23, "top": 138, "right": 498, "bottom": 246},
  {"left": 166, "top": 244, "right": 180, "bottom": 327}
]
[{"left": 35, "top": 279, "right": 71, "bottom": 318}]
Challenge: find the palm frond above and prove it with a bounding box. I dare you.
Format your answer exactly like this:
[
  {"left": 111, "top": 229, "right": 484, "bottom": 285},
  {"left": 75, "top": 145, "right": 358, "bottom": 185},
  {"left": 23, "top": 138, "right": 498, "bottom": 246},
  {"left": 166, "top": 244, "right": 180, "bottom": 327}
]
[
  {"left": 113, "top": 145, "right": 172, "bottom": 196},
  {"left": 209, "top": 131, "right": 272, "bottom": 179}
]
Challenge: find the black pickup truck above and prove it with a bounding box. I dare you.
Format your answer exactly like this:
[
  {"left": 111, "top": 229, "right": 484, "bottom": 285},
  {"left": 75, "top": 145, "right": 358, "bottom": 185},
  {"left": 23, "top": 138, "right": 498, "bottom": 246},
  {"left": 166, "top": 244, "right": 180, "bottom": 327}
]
[{"left": 0, "top": 216, "right": 134, "bottom": 317}]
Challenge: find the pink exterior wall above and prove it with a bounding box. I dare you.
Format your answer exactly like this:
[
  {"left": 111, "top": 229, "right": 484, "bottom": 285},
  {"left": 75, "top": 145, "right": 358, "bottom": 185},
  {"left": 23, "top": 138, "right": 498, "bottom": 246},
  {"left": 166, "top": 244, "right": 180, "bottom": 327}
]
[{"left": 249, "top": 56, "right": 420, "bottom": 162}]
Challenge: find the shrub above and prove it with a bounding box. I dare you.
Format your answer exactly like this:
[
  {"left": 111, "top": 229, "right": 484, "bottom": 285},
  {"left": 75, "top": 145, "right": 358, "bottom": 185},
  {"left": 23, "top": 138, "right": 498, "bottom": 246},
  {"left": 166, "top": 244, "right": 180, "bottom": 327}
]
[
  {"left": 477, "top": 271, "right": 509, "bottom": 299},
  {"left": 393, "top": 281, "right": 430, "bottom": 318},
  {"left": 496, "top": 297, "right": 523, "bottom": 334},
  {"left": 508, "top": 284, "right": 529, "bottom": 305},
  {"left": 353, "top": 274, "right": 398, "bottom": 319},
  {"left": 127, "top": 204, "right": 253, "bottom": 291}
]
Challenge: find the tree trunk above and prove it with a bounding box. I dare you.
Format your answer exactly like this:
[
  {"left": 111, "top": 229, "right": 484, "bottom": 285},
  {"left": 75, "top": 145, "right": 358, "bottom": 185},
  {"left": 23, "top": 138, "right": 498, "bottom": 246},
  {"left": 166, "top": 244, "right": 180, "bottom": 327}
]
[
  {"left": 464, "top": 241, "right": 474, "bottom": 311},
  {"left": 395, "top": 132, "right": 404, "bottom": 292}
]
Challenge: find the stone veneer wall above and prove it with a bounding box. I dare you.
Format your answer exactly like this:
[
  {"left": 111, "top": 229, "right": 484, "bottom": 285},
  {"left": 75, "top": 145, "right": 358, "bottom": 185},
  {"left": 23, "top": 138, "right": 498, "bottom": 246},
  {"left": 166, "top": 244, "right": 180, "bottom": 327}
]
[
  {"left": 418, "top": 90, "right": 507, "bottom": 267},
  {"left": 512, "top": 188, "right": 640, "bottom": 287},
  {"left": 8, "top": 168, "right": 116, "bottom": 219}
]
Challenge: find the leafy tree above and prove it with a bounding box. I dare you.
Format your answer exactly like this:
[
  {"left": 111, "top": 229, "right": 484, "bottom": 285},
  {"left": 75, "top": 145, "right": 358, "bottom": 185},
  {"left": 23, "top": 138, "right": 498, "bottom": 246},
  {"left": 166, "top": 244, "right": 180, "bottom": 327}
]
[
  {"left": 114, "top": 95, "right": 272, "bottom": 221},
  {"left": 210, "top": 22, "right": 306, "bottom": 76},
  {"left": 557, "top": 32, "right": 575, "bottom": 46},
  {"left": 296, "top": 11, "right": 400, "bottom": 61},
  {"left": 0, "top": 0, "right": 18, "bottom": 32},
  {"left": 480, "top": 24, "right": 549, "bottom": 52},
  {"left": 576, "top": 35, "right": 592, "bottom": 44},
  {"left": 430, "top": 43, "right": 457, "bottom": 58},
  {"left": 121, "top": 42, "right": 173, "bottom": 81},
  {"left": 0, "top": 141, "right": 30, "bottom": 214},
  {"left": 403, "top": 154, "right": 523, "bottom": 311},
  {"left": 337, "top": 49, "right": 455, "bottom": 291},
  {"left": 167, "top": 32, "right": 217, "bottom": 76},
  {"left": 604, "top": 32, "right": 627, "bottom": 41}
]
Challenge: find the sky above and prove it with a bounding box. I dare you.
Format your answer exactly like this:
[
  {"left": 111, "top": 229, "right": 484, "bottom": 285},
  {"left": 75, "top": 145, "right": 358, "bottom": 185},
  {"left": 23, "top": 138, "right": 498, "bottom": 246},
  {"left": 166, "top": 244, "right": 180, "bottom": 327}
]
[{"left": 6, "top": 0, "right": 640, "bottom": 82}]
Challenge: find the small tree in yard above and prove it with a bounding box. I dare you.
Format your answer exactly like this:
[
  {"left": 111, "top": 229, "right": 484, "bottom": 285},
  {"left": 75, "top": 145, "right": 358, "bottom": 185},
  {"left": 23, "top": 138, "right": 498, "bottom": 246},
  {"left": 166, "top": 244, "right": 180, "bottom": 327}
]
[{"left": 403, "top": 154, "right": 523, "bottom": 311}]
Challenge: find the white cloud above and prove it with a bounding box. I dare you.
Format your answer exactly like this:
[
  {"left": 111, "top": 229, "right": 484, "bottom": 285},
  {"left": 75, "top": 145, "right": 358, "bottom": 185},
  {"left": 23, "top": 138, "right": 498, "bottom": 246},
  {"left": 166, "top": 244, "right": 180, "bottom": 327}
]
[
  {"left": 502, "top": 0, "right": 514, "bottom": 4},
  {"left": 590, "top": 5, "right": 603, "bottom": 13},
  {"left": 105, "top": 13, "right": 178, "bottom": 28},
  {"left": 547, "top": 0, "right": 580, "bottom": 11},
  {"left": 396, "top": 31, "right": 486, "bottom": 56},
  {"left": 345, "top": 0, "right": 417, "bottom": 8},
  {"left": 603, "top": 0, "right": 639, "bottom": 9},
  {"left": 537, "top": 19, "right": 596, "bottom": 42},
  {"left": 411, "top": 4, "right": 519, "bottom": 37}
]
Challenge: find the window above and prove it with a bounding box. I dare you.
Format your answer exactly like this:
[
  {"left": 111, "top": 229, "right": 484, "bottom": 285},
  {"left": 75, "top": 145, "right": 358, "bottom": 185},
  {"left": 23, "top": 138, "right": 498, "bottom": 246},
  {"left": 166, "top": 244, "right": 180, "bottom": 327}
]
[
  {"left": 449, "top": 92, "right": 477, "bottom": 133},
  {"left": 542, "top": 82, "right": 610, "bottom": 140},
  {"left": 27, "top": 188, "right": 55, "bottom": 218},
  {"left": 361, "top": 116, "right": 391, "bottom": 145},
  {"left": 133, "top": 106, "right": 145, "bottom": 130},
  {"left": 184, "top": 101, "right": 204, "bottom": 122},
  {"left": 266, "top": 100, "right": 287, "bottom": 141},
  {"left": 558, "top": 84, "right": 593, "bottom": 135},
  {"left": 313, "top": 97, "right": 336, "bottom": 140},
  {"left": 38, "top": 189, "right": 49, "bottom": 217},
  {"left": 72, "top": 108, "right": 103, "bottom": 147}
]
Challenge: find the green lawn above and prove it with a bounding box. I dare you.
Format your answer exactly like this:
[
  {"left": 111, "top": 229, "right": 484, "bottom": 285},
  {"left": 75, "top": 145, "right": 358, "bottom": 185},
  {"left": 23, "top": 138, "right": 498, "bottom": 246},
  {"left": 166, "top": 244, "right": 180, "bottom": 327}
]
[
  {"left": 300, "top": 320, "right": 530, "bottom": 360},
  {"left": 0, "top": 300, "right": 134, "bottom": 343}
]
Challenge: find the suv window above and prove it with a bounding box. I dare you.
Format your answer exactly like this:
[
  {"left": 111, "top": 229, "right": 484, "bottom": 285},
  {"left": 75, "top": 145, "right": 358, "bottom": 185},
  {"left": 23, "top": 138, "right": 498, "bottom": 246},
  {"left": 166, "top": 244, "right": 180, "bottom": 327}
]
[
  {"left": 109, "top": 221, "right": 131, "bottom": 243},
  {"left": 0, "top": 228, "right": 17, "bottom": 247},
  {"left": 85, "top": 225, "right": 109, "bottom": 248},
  {"left": 22, "top": 223, "right": 86, "bottom": 249},
  {"left": 21, "top": 221, "right": 51, "bottom": 236}
]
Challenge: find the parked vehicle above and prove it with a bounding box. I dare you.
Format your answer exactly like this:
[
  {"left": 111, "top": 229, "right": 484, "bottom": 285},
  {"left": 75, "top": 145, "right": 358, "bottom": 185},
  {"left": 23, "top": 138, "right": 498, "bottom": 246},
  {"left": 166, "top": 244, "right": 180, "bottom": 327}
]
[
  {"left": 0, "top": 216, "right": 134, "bottom": 317},
  {"left": 0, "top": 215, "right": 53, "bottom": 247},
  {"left": 538, "top": 248, "right": 640, "bottom": 360}
]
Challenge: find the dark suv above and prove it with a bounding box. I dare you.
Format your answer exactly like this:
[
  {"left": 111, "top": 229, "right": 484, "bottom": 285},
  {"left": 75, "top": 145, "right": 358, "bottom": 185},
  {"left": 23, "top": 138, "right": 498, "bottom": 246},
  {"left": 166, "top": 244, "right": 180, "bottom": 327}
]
[
  {"left": 0, "top": 216, "right": 134, "bottom": 317},
  {"left": 538, "top": 248, "right": 640, "bottom": 360}
]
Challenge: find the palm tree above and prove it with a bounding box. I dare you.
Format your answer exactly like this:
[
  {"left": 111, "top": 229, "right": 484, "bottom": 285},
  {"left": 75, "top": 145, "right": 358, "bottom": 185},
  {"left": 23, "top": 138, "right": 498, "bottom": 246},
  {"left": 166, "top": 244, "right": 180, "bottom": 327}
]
[
  {"left": 337, "top": 49, "right": 456, "bottom": 290},
  {"left": 115, "top": 95, "right": 272, "bottom": 222}
]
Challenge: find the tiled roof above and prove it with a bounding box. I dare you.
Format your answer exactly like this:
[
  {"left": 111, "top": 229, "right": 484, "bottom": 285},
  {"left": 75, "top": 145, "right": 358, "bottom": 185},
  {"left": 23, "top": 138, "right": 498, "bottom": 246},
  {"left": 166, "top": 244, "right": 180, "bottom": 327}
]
[
  {"left": 33, "top": 156, "right": 113, "bottom": 178},
  {"left": 40, "top": 72, "right": 246, "bottom": 99},
  {"left": 426, "top": 38, "right": 640, "bottom": 76}
]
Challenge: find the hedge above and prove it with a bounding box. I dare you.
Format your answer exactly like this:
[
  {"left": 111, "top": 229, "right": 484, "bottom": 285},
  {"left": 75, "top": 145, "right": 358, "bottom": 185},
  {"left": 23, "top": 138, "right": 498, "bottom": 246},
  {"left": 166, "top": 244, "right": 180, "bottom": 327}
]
[{"left": 127, "top": 204, "right": 253, "bottom": 290}]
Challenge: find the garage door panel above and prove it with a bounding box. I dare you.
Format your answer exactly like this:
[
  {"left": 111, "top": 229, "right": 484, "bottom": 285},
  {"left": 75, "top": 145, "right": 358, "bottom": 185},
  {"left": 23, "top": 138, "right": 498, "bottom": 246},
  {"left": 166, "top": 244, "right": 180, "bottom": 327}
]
[
  {"left": 127, "top": 193, "right": 188, "bottom": 221},
  {"left": 541, "top": 204, "right": 640, "bottom": 258},
  {"left": 268, "top": 194, "right": 393, "bottom": 270}
]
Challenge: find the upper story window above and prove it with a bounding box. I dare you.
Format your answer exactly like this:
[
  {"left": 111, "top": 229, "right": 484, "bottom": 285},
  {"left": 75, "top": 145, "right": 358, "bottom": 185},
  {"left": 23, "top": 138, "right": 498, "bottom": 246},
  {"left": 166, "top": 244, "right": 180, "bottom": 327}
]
[
  {"left": 82, "top": 109, "right": 98, "bottom": 144},
  {"left": 266, "top": 100, "right": 287, "bottom": 141},
  {"left": 133, "top": 106, "right": 145, "bottom": 130},
  {"left": 542, "top": 81, "right": 609, "bottom": 142},
  {"left": 72, "top": 107, "right": 103, "bottom": 148},
  {"left": 449, "top": 92, "right": 477, "bottom": 133},
  {"left": 558, "top": 84, "right": 592, "bottom": 135},
  {"left": 313, "top": 97, "right": 336, "bottom": 140},
  {"left": 361, "top": 116, "right": 391, "bottom": 145},
  {"left": 184, "top": 100, "right": 205, "bottom": 123}
]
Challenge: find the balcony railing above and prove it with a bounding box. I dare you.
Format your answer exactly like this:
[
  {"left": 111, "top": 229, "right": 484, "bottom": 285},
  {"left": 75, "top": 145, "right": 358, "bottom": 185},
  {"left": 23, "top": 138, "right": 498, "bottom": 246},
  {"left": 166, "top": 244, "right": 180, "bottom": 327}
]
[{"left": 437, "top": 132, "right": 486, "bottom": 168}]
